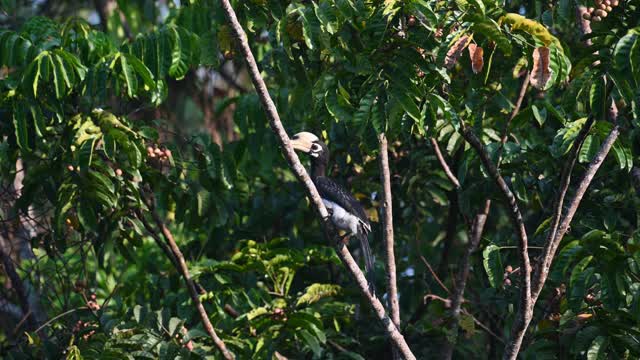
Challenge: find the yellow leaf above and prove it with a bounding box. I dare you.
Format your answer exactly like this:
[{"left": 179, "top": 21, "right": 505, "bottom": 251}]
[{"left": 501, "top": 13, "right": 558, "bottom": 47}]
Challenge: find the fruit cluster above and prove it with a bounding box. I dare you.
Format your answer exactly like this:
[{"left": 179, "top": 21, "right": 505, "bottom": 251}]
[
  {"left": 147, "top": 145, "right": 172, "bottom": 161},
  {"left": 582, "top": 0, "right": 620, "bottom": 22}
]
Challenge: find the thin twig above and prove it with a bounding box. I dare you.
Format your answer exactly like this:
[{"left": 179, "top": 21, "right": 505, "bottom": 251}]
[
  {"left": 498, "top": 72, "right": 530, "bottom": 158},
  {"left": 420, "top": 255, "right": 450, "bottom": 294},
  {"left": 219, "top": 2, "right": 415, "bottom": 358},
  {"left": 143, "top": 193, "right": 234, "bottom": 360},
  {"left": 33, "top": 307, "right": 87, "bottom": 334},
  {"left": 430, "top": 137, "right": 460, "bottom": 188}
]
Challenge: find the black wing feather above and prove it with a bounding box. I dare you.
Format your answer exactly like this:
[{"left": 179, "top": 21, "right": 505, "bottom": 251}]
[{"left": 314, "top": 176, "right": 370, "bottom": 227}]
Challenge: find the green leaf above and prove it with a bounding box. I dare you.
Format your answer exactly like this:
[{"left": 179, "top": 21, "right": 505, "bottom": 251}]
[
  {"left": 473, "top": 19, "right": 512, "bottom": 55},
  {"left": 246, "top": 306, "right": 269, "bottom": 321},
  {"left": 314, "top": 1, "right": 338, "bottom": 34},
  {"left": 168, "top": 27, "right": 189, "bottom": 80},
  {"left": 587, "top": 336, "right": 608, "bottom": 360},
  {"left": 125, "top": 54, "right": 155, "bottom": 90},
  {"left": 299, "top": 329, "right": 322, "bottom": 357},
  {"left": 49, "top": 55, "right": 64, "bottom": 99},
  {"left": 389, "top": 86, "right": 421, "bottom": 122},
  {"left": 612, "top": 141, "right": 630, "bottom": 170},
  {"left": 12, "top": 105, "right": 30, "bottom": 151},
  {"left": 25, "top": 52, "right": 45, "bottom": 97},
  {"left": 578, "top": 135, "right": 600, "bottom": 163},
  {"left": 483, "top": 244, "right": 503, "bottom": 288},
  {"left": 589, "top": 76, "right": 606, "bottom": 120},
  {"left": 613, "top": 31, "right": 638, "bottom": 76},
  {"left": 56, "top": 49, "right": 87, "bottom": 80},
  {"left": 550, "top": 118, "right": 588, "bottom": 158},
  {"left": 325, "top": 89, "right": 353, "bottom": 122},
  {"left": 168, "top": 317, "right": 184, "bottom": 336},
  {"left": 532, "top": 104, "right": 546, "bottom": 127},
  {"left": 501, "top": 13, "right": 558, "bottom": 47},
  {"left": 569, "top": 255, "right": 594, "bottom": 310},
  {"left": 297, "top": 7, "right": 317, "bottom": 50},
  {"left": 296, "top": 284, "right": 341, "bottom": 306},
  {"left": 119, "top": 53, "right": 138, "bottom": 98},
  {"left": 352, "top": 88, "right": 377, "bottom": 134},
  {"left": 77, "top": 203, "right": 98, "bottom": 230}
]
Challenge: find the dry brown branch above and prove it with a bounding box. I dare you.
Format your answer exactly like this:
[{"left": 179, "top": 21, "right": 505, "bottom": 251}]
[
  {"left": 442, "top": 71, "right": 530, "bottom": 358},
  {"left": 419, "top": 255, "right": 450, "bottom": 294},
  {"left": 219, "top": 1, "right": 416, "bottom": 358},
  {"left": 461, "top": 126, "right": 532, "bottom": 360},
  {"left": 379, "top": 133, "right": 402, "bottom": 360},
  {"left": 430, "top": 137, "right": 460, "bottom": 188},
  {"left": 142, "top": 193, "right": 234, "bottom": 360},
  {"left": 503, "top": 124, "right": 619, "bottom": 360}
]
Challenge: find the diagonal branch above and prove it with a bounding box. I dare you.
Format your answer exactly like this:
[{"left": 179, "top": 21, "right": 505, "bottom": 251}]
[
  {"left": 460, "top": 125, "right": 532, "bottom": 359},
  {"left": 536, "top": 123, "right": 620, "bottom": 299},
  {"left": 378, "top": 133, "right": 401, "bottom": 360},
  {"left": 219, "top": 2, "right": 415, "bottom": 358},
  {"left": 430, "top": 137, "right": 460, "bottom": 189},
  {"left": 441, "top": 70, "right": 529, "bottom": 359},
  {"left": 142, "top": 192, "right": 234, "bottom": 360}
]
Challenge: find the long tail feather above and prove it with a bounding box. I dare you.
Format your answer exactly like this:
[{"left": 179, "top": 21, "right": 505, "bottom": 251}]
[{"left": 357, "top": 232, "right": 376, "bottom": 295}]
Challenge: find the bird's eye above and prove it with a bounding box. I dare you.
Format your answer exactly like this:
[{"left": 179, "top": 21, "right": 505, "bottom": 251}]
[{"left": 311, "top": 143, "right": 322, "bottom": 153}]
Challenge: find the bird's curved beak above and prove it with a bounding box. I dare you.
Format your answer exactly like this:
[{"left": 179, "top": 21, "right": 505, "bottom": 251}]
[{"left": 290, "top": 132, "right": 319, "bottom": 153}]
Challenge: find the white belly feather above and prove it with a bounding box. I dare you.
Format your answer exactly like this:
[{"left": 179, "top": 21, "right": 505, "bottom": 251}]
[{"left": 323, "top": 199, "right": 361, "bottom": 235}]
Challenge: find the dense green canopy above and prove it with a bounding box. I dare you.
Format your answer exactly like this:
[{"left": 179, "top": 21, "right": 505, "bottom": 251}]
[{"left": 1, "top": 0, "right": 639, "bottom": 359}]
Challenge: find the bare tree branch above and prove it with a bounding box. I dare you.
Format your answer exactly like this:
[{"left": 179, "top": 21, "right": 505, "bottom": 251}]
[
  {"left": 219, "top": 2, "right": 416, "bottom": 358},
  {"left": 430, "top": 137, "right": 460, "bottom": 188},
  {"left": 142, "top": 193, "right": 234, "bottom": 360},
  {"left": 460, "top": 126, "right": 532, "bottom": 360},
  {"left": 531, "top": 117, "right": 594, "bottom": 298},
  {"left": 499, "top": 72, "right": 530, "bottom": 159},
  {"left": 379, "top": 133, "right": 401, "bottom": 360},
  {"left": 441, "top": 70, "right": 529, "bottom": 359},
  {"left": 420, "top": 255, "right": 450, "bottom": 294},
  {"left": 503, "top": 124, "right": 619, "bottom": 360},
  {"left": 440, "top": 199, "right": 489, "bottom": 360}
]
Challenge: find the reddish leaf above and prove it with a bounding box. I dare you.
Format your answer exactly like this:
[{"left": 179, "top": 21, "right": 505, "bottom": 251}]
[
  {"left": 468, "top": 43, "right": 484, "bottom": 74},
  {"left": 530, "top": 46, "right": 551, "bottom": 89},
  {"left": 445, "top": 35, "right": 471, "bottom": 69}
]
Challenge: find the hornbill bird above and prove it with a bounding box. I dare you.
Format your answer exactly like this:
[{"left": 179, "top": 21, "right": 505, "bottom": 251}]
[{"left": 290, "top": 132, "right": 376, "bottom": 294}]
